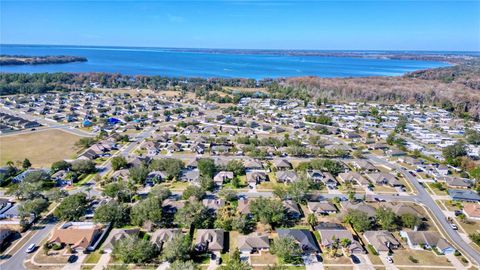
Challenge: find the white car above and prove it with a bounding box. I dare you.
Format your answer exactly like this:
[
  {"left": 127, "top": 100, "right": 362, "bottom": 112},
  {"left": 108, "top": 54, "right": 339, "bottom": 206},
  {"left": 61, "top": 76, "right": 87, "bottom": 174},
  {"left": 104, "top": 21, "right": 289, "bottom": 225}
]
[
  {"left": 450, "top": 223, "right": 458, "bottom": 230},
  {"left": 386, "top": 256, "right": 393, "bottom": 263},
  {"left": 26, "top": 243, "right": 36, "bottom": 253}
]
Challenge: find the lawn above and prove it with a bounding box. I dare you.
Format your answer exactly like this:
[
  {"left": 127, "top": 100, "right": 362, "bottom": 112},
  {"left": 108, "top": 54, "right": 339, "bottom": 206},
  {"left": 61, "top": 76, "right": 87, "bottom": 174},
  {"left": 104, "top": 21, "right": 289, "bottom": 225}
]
[
  {"left": 0, "top": 129, "right": 82, "bottom": 167},
  {"left": 84, "top": 250, "right": 103, "bottom": 264},
  {"left": 250, "top": 251, "right": 278, "bottom": 265},
  {"left": 391, "top": 249, "right": 452, "bottom": 266}
]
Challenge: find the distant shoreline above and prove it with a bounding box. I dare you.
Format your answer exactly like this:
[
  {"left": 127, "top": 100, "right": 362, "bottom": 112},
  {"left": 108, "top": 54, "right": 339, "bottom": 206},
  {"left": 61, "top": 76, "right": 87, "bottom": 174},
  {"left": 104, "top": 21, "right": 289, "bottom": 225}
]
[{"left": 0, "top": 55, "right": 87, "bottom": 66}]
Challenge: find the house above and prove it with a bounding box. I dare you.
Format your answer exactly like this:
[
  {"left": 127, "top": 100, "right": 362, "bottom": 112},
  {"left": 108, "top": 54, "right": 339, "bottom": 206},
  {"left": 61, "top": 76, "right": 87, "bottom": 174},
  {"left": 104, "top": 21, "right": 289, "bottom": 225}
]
[
  {"left": 341, "top": 202, "right": 376, "bottom": 219},
  {"left": 110, "top": 169, "right": 130, "bottom": 181},
  {"left": 276, "top": 171, "right": 298, "bottom": 184},
  {"left": 162, "top": 199, "right": 186, "bottom": 214},
  {"left": 246, "top": 171, "right": 267, "bottom": 186},
  {"left": 321, "top": 172, "right": 338, "bottom": 188},
  {"left": 151, "top": 228, "right": 181, "bottom": 249},
  {"left": 463, "top": 203, "right": 480, "bottom": 221},
  {"left": 342, "top": 131, "right": 361, "bottom": 140},
  {"left": 448, "top": 190, "right": 480, "bottom": 202},
  {"left": 274, "top": 159, "right": 292, "bottom": 171},
  {"left": 244, "top": 159, "right": 263, "bottom": 171},
  {"left": 237, "top": 197, "right": 252, "bottom": 216},
  {"left": 213, "top": 171, "right": 234, "bottom": 186},
  {"left": 435, "top": 165, "right": 450, "bottom": 176},
  {"left": 237, "top": 233, "right": 270, "bottom": 254},
  {"left": 48, "top": 222, "right": 106, "bottom": 251},
  {"left": 195, "top": 229, "right": 225, "bottom": 252},
  {"left": 338, "top": 172, "right": 370, "bottom": 187},
  {"left": 307, "top": 170, "right": 324, "bottom": 182},
  {"left": 317, "top": 228, "right": 365, "bottom": 254},
  {"left": 283, "top": 200, "right": 302, "bottom": 219},
  {"left": 102, "top": 228, "right": 139, "bottom": 253},
  {"left": 350, "top": 160, "right": 377, "bottom": 172},
  {"left": 400, "top": 231, "right": 455, "bottom": 254},
  {"left": 364, "top": 230, "right": 400, "bottom": 253},
  {"left": 202, "top": 198, "right": 225, "bottom": 210},
  {"left": 307, "top": 201, "right": 337, "bottom": 215},
  {"left": 181, "top": 169, "right": 200, "bottom": 184},
  {"left": 276, "top": 229, "right": 320, "bottom": 254},
  {"left": 438, "top": 177, "right": 473, "bottom": 189},
  {"left": 146, "top": 171, "right": 167, "bottom": 185},
  {"left": 366, "top": 173, "right": 403, "bottom": 187},
  {"left": 383, "top": 203, "right": 423, "bottom": 219}
]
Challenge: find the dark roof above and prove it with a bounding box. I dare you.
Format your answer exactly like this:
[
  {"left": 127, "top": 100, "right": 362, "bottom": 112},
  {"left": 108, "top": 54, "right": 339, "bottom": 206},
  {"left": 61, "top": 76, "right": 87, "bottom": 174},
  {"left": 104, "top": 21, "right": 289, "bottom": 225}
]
[
  {"left": 448, "top": 190, "right": 480, "bottom": 202},
  {"left": 276, "top": 229, "right": 319, "bottom": 252}
]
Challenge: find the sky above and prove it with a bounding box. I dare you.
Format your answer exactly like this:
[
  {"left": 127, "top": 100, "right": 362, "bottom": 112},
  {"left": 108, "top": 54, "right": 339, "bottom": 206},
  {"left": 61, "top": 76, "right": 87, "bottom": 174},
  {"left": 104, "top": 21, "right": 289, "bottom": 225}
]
[{"left": 1, "top": 0, "right": 479, "bottom": 51}]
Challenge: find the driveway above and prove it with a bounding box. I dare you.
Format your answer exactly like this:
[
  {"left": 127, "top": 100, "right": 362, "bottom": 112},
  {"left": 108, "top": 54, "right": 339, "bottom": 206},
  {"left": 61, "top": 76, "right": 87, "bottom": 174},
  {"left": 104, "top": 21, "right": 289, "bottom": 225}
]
[
  {"left": 353, "top": 254, "right": 375, "bottom": 270},
  {"left": 379, "top": 252, "right": 398, "bottom": 270},
  {"left": 61, "top": 253, "right": 86, "bottom": 270}
]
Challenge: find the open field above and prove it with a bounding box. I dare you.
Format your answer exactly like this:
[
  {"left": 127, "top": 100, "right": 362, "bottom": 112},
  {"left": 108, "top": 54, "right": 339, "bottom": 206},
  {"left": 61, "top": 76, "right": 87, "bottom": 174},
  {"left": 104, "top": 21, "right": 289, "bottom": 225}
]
[{"left": 0, "top": 129, "right": 81, "bottom": 167}]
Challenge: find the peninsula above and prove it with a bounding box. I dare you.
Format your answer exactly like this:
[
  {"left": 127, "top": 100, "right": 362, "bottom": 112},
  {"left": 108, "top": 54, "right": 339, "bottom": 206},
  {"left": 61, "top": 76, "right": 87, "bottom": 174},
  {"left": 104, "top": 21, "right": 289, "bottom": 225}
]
[{"left": 0, "top": 55, "right": 87, "bottom": 65}]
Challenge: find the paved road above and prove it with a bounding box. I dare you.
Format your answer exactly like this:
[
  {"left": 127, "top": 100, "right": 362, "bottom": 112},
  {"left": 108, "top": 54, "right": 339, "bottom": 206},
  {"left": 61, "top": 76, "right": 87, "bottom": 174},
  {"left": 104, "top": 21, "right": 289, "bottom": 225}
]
[
  {"left": 369, "top": 154, "right": 480, "bottom": 267},
  {"left": 0, "top": 220, "right": 56, "bottom": 270}
]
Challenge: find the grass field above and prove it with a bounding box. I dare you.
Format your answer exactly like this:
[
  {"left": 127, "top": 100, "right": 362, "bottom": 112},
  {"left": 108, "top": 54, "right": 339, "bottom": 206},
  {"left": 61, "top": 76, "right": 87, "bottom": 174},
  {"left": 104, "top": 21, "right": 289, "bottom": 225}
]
[{"left": 0, "top": 129, "right": 81, "bottom": 167}]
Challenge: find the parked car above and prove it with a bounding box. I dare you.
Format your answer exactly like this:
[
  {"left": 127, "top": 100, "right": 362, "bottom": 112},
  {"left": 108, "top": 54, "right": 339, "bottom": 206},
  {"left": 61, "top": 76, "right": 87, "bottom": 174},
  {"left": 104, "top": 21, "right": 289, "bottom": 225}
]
[
  {"left": 350, "top": 255, "right": 361, "bottom": 264},
  {"left": 450, "top": 223, "right": 458, "bottom": 230},
  {"left": 25, "top": 243, "right": 36, "bottom": 253},
  {"left": 386, "top": 256, "right": 393, "bottom": 263}
]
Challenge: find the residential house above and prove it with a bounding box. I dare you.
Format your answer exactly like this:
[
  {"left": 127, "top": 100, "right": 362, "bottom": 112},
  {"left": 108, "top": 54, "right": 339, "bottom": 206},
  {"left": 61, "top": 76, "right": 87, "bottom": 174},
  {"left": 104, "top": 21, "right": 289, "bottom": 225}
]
[
  {"left": 317, "top": 228, "right": 365, "bottom": 254},
  {"left": 283, "top": 200, "right": 302, "bottom": 219},
  {"left": 366, "top": 173, "right": 403, "bottom": 187},
  {"left": 463, "top": 203, "right": 480, "bottom": 221},
  {"left": 102, "top": 228, "right": 139, "bottom": 253},
  {"left": 237, "top": 233, "right": 270, "bottom": 254},
  {"left": 307, "top": 201, "right": 337, "bottom": 215},
  {"left": 195, "top": 229, "right": 225, "bottom": 252},
  {"left": 364, "top": 230, "right": 400, "bottom": 253},
  {"left": 48, "top": 222, "right": 106, "bottom": 251},
  {"left": 276, "top": 171, "right": 299, "bottom": 184},
  {"left": 274, "top": 159, "right": 292, "bottom": 171},
  {"left": 213, "top": 171, "right": 234, "bottom": 186},
  {"left": 276, "top": 229, "right": 320, "bottom": 254},
  {"left": 338, "top": 172, "right": 370, "bottom": 187},
  {"left": 448, "top": 190, "right": 480, "bottom": 202},
  {"left": 151, "top": 228, "right": 181, "bottom": 250},
  {"left": 400, "top": 231, "right": 455, "bottom": 254}
]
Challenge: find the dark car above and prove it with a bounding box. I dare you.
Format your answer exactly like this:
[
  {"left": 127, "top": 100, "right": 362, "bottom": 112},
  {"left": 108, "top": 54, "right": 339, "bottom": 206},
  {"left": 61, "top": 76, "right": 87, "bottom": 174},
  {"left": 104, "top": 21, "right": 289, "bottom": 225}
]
[
  {"left": 68, "top": 255, "right": 78, "bottom": 263},
  {"left": 350, "top": 255, "right": 361, "bottom": 264}
]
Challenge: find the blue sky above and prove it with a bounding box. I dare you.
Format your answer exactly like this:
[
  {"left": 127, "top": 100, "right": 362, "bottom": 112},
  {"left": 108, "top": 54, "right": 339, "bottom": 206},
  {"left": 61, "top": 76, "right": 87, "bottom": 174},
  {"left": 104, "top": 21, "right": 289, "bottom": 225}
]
[{"left": 1, "top": 0, "right": 479, "bottom": 51}]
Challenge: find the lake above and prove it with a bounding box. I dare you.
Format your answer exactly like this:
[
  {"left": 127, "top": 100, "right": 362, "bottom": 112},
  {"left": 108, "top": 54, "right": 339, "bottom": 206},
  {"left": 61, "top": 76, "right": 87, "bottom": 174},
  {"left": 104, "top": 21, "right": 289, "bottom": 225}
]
[{"left": 0, "top": 45, "right": 451, "bottom": 79}]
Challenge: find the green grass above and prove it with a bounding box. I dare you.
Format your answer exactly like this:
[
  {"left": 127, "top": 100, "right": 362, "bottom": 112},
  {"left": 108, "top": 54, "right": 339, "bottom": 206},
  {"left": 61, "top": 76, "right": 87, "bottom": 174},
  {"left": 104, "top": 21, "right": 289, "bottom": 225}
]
[{"left": 84, "top": 250, "right": 102, "bottom": 264}]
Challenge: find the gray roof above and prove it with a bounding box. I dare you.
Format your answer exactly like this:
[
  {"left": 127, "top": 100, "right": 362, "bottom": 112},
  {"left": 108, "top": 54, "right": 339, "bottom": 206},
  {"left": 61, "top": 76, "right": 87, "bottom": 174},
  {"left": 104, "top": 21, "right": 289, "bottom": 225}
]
[
  {"left": 276, "top": 229, "right": 319, "bottom": 252},
  {"left": 237, "top": 233, "right": 269, "bottom": 252},
  {"left": 449, "top": 189, "right": 480, "bottom": 202},
  {"left": 364, "top": 230, "right": 400, "bottom": 252}
]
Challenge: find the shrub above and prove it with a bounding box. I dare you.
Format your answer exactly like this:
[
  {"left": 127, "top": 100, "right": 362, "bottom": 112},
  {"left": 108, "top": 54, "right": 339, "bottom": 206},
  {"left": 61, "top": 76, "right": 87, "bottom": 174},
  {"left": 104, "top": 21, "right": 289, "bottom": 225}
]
[
  {"left": 408, "top": 256, "right": 418, "bottom": 263},
  {"left": 454, "top": 250, "right": 461, "bottom": 256},
  {"left": 51, "top": 243, "right": 63, "bottom": 250},
  {"left": 367, "top": 244, "right": 379, "bottom": 255}
]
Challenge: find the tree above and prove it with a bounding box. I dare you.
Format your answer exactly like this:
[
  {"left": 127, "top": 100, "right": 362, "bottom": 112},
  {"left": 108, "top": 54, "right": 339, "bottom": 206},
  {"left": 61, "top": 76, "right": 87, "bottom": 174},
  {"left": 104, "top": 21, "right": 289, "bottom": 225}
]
[
  {"left": 443, "top": 141, "right": 467, "bottom": 163},
  {"left": 286, "top": 177, "right": 311, "bottom": 203},
  {"left": 162, "top": 234, "right": 191, "bottom": 262},
  {"left": 148, "top": 185, "right": 172, "bottom": 201},
  {"left": 226, "top": 160, "right": 246, "bottom": 176},
  {"left": 22, "top": 158, "right": 32, "bottom": 169},
  {"left": 401, "top": 213, "right": 422, "bottom": 229},
  {"left": 94, "top": 201, "right": 129, "bottom": 227},
  {"left": 232, "top": 215, "right": 255, "bottom": 234},
  {"left": 175, "top": 201, "right": 211, "bottom": 229},
  {"left": 307, "top": 213, "right": 317, "bottom": 227},
  {"left": 343, "top": 210, "right": 371, "bottom": 232},
  {"left": 10, "top": 171, "right": 50, "bottom": 200},
  {"left": 130, "top": 196, "right": 164, "bottom": 227},
  {"left": 198, "top": 158, "right": 216, "bottom": 178},
  {"left": 149, "top": 158, "right": 185, "bottom": 179},
  {"left": 340, "top": 238, "right": 352, "bottom": 247},
  {"left": 182, "top": 186, "right": 205, "bottom": 200},
  {"left": 395, "top": 115, "right": 407, "bottom": 133},
  {"left": 75, "top": 137, "right": 96, "bottom": 148},
  {"left": 199, "top": 176, "right": 214, "bottom": 192},
  {"left": 376, "top": 208, "right": 397, "bottom": 231},
  {"left": 112, "top": 237, "right": 157, "bottom": 264},
  {"left": 103, "top": 182, "right": 135, "bottom": 202},
  {"left": 19, "top": 197, "right": 49, "bottom": 217},
  {"left": 466, "top": 129, "right": 480, "bottom": 145},
  {"left": 270, "top": 237, "right": 302, "bottom": 264},
  {"left": 168, "top": 260, "right": 199, "bottom": 270},
  {"left": 129, "top": 165, "right": 150, "bottom": 184},
  {"left": 71, "top": 160, "right": 96, "bottom": 174},
  {"left": 219, "top": 249, "right": 252, "bottom": 270},
  {"left": 111, "top": 156, "right": 128, "bottom": 171},
  {"left": 54, "top": 193, "right": 88, "bottom": 221},
  {"left": 250, "top": 197, "right": 285, "bottom": 226},
  {"left": 51, "top": 160, "right": 71, "bottom": 173}
]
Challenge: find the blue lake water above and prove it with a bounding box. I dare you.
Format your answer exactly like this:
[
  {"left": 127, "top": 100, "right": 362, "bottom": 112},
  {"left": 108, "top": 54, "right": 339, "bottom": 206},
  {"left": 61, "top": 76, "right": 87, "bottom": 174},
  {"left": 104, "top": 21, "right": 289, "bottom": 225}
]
[{"left": 0, "top": 44, "right": 452, "bottom": 79}]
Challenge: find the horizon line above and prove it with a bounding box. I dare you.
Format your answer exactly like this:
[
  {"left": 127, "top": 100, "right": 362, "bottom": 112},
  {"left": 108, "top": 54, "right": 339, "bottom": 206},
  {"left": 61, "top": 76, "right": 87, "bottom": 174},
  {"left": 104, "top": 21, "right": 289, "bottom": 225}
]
[{"left": 1, "top": 43, "right": 479, "bottom": 54}]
